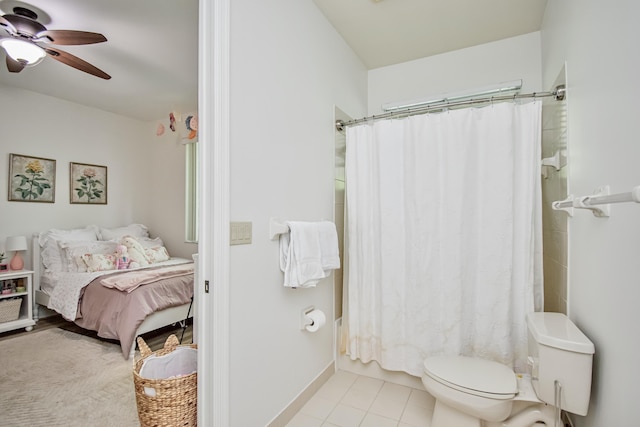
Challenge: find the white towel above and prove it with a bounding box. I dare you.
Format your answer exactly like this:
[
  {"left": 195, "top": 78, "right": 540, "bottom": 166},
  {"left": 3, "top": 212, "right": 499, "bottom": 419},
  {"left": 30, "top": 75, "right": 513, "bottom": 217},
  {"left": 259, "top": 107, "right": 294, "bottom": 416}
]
[{"left": 279, "top": 221, "right": 340, "bottom": 288}]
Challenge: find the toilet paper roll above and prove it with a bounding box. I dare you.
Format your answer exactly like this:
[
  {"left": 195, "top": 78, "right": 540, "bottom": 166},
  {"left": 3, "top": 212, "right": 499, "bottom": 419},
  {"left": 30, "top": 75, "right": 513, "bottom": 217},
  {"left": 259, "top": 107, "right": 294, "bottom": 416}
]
[{"left": 305, "top": 309, "right": 326, "bottom": 332}]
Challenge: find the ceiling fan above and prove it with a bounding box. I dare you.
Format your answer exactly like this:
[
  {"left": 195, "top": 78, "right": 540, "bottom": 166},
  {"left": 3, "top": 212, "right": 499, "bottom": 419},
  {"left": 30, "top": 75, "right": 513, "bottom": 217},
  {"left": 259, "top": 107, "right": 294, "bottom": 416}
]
[{"left": 0, "top": 6, "right": 110, "bottom": 79}]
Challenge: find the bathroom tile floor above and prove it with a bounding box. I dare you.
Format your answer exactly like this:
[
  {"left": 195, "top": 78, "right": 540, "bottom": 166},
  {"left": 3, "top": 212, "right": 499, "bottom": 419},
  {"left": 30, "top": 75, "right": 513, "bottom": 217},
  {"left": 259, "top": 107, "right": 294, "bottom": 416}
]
[{"left": 285, "top": 370, "right": 436, "bottom": 427}]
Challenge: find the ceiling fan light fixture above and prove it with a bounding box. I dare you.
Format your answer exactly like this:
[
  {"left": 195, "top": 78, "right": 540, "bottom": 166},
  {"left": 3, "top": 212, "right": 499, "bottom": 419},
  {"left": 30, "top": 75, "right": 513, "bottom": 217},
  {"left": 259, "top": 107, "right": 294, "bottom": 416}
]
[{"left": 0, "top": 38, "right": 46, "bottom": 65}]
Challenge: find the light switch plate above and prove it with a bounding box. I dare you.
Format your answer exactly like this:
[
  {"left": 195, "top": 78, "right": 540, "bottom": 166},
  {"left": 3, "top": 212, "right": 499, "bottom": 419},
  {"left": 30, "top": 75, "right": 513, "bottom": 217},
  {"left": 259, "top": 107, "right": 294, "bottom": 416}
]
[{"left": 230, "top": 222, "right": 252, "bottom": 245}]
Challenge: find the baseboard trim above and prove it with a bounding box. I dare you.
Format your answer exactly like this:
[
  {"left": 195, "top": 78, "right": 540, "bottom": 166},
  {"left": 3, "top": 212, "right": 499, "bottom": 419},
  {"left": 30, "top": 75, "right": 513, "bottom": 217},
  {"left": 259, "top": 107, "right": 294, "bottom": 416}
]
[{"left": 267, "top": 361, "right": 335, "bottom": 427}]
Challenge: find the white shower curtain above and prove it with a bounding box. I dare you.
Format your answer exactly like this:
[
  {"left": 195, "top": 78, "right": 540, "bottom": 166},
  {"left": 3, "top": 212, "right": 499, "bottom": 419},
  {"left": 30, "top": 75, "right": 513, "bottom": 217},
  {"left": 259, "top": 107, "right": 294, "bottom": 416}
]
[{"left": 344, "top": 101, "right": 543, "bottom": 377}]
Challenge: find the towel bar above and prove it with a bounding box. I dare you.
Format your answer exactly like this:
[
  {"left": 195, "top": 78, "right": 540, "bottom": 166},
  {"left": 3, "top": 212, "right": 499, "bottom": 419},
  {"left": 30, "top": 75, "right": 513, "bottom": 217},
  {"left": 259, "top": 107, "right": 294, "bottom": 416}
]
[
  {"left": 269, "top": 218, "right": 289, "bottom": 240},
  {"left": 552, "top": 185, "right": 640, "bottom": 217}
]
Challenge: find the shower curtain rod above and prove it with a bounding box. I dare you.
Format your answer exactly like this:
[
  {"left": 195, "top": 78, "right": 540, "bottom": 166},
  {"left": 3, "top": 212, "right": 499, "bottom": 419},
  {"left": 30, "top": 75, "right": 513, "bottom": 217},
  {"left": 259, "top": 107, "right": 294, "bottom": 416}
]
[{"left": 336, "top": 84, "right": 566, "bottom": 131}]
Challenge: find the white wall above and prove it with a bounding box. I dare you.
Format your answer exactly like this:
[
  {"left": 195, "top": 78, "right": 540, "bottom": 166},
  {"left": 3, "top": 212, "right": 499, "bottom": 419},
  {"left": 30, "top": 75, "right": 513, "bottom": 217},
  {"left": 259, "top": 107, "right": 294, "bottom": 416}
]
[
  {"left": 368, "top": 32, "right": 542, "bottom": 115},
  {"left": 136, "top": 128, "right": 198, "bottom": 259},
  {"left": 541, "top": 1, "right": 640, "bottom": 424},
  {"left": 0, "top": 84, "right": 193, "bottom": 267},
  {"left": 227, "top": 0, "right": 367, "bottom": 425}
]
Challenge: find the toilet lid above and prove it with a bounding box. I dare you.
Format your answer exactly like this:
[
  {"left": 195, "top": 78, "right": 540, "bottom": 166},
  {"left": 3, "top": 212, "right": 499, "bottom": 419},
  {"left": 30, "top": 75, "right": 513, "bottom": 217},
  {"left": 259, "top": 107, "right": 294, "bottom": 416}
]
[{"left": 423, "top": 356, "right": 517, "bottom": 398}]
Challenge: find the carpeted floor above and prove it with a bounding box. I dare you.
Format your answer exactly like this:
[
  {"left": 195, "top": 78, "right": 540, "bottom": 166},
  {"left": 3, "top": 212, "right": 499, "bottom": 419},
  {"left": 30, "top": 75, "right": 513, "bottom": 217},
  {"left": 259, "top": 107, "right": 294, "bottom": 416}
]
[
  {"left": 0, "top": 328, "right": 139, "bottom": 427},
  {"left": 0, "top": 320, "right": 193, "bottom": 427}
]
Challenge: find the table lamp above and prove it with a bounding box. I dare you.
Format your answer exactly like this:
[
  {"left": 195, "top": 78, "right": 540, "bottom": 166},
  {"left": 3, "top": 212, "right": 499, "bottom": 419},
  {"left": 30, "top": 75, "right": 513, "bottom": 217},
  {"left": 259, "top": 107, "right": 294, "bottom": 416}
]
[{"left": 5, "top": 236, "right": 27, "bottom": 270}]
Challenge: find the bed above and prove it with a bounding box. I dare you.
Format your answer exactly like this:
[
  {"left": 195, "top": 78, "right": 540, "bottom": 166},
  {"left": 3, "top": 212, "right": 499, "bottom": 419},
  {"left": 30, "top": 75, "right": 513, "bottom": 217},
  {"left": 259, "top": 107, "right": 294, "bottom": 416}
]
[{"left": 31, "top": 224, "right": 195, "bottom": 359}]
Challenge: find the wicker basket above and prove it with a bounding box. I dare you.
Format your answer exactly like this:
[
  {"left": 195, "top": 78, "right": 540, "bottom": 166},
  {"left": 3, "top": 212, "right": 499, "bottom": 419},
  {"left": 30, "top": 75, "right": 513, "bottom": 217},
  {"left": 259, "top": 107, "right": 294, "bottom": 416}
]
[
  {"left": 133, "top": 334, "right": 197, "bottom": 427},
  {"left": 0, "top": 298, "right": 21, "bottom": 323}
]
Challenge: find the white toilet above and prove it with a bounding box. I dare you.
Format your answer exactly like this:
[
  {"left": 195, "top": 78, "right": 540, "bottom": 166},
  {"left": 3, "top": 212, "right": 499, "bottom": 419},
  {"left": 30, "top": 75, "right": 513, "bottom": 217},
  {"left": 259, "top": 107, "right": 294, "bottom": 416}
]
[{"left": 422, "top": 312, "right": 595, "bottom": 427}]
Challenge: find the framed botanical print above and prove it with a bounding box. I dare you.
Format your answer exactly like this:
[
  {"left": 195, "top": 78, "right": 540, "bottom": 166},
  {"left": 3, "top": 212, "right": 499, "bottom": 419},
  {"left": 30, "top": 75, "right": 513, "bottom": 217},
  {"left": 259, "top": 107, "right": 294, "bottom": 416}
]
[
  {"left": 70, "top": 162, "right": 107, "bottom": 205},
  {"left": 8, "top": 153, "right": 56, "bottom": 203}
]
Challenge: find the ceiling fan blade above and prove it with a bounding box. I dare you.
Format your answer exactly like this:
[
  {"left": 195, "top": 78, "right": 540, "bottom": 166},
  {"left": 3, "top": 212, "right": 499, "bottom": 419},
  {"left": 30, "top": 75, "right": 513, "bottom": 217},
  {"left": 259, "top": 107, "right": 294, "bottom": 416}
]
[
  {"left": 36, "top": 30, "right": 107, "bottom": 45},
  {"left": 6, "top": 55, "right": 24, "bottom": 73},
  {"left": 0, "top": 16, "right": 17, "bottom": 35},
  {"left": 45, "top": 47, "right": 111, "bottom": 80}
]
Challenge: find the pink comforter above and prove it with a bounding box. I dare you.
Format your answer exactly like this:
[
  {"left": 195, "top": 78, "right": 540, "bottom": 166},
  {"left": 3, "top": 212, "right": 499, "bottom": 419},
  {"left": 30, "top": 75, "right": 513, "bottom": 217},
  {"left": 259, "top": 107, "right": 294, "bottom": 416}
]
[
  {"left": 74, "top": 264, "right": 194, "bottom": 357},
  {"left": 100, "top": 263, "right": 194, "bottom": 293}
]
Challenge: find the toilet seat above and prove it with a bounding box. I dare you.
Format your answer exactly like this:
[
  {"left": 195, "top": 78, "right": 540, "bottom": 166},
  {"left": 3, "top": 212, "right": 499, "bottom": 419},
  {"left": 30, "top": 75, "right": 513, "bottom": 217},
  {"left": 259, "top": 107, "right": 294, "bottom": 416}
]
[{"left": 423, "top": 356, "right": 517, "bottom": 400}]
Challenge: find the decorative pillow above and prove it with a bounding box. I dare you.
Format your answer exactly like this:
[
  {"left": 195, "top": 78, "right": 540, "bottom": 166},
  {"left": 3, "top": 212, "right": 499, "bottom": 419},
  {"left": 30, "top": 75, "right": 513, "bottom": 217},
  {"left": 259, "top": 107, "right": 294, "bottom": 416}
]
[
  {"left": 120, "top": 236, "right": 150, "bottom": 267},
  {"left": 81, "top": 253, "right": 117, "bottom": 272},
  {"left": 38, "top": 226, "right": 100, "bottom": 272},
  {"left": 58, "top": 240, "right": 119, "bottom": 273},
  {"left": 99, "top": 224, "right": 149, "bottom": 241},
  {"left": 145, "top": 246, "right": 171, "bottom": 264}
]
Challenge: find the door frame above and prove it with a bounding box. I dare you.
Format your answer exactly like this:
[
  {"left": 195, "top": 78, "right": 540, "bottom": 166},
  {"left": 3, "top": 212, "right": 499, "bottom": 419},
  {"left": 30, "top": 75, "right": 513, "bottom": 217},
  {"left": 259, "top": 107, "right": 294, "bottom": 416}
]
[{"left": 197, "top": 0, "right": 230, "bottom": 425}]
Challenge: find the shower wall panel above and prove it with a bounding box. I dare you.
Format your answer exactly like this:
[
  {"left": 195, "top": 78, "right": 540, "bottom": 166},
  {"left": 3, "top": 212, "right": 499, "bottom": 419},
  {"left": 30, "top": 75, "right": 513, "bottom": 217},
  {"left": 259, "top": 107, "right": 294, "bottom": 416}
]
[{"left": 541, "top": 66, "right": 568, "bottom": 314}]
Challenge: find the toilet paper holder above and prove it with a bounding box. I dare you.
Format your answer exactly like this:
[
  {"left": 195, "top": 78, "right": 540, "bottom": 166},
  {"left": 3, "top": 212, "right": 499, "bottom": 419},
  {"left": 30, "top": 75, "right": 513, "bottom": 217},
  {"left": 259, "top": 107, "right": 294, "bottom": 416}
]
[{"left": 300, "top": 306, "right": 315, "bottom": 330}]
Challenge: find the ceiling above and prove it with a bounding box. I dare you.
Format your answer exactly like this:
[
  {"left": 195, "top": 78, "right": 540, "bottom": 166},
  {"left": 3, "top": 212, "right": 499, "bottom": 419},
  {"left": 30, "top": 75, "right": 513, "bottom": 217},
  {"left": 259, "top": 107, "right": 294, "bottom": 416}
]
[
  {"left": 0, "top": 0, "right": 548, "bottom": 122},
  {"left": 313, "top": 0, "right": 548, "bottom": 69},
  {"left": 0, "top": 0, "right": 198, "bottom": 122}
]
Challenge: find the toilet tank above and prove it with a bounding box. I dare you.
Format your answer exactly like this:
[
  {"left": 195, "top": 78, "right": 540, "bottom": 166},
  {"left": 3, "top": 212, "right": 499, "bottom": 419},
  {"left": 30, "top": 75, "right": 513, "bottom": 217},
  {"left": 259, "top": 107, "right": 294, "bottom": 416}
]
[{"left": 527, "top": 312, "right": 595, "bottom": 416}]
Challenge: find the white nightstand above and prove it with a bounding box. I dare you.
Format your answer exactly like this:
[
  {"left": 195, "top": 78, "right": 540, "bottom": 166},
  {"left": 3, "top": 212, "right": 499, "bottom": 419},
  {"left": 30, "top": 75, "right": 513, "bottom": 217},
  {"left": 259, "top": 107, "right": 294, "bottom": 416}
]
[{"left": 0, "top": 270, "right": 35, "bottom": 333}]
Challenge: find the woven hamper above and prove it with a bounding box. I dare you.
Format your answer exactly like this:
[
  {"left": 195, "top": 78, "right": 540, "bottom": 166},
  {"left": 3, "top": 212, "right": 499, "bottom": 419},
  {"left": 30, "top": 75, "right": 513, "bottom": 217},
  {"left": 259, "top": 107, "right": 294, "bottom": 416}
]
[
  {"left": 0, "top": 298, "right": 21, "bottom": 323},
  {"left": 133, "top": 334, "right": 197, "bottom": 427}
]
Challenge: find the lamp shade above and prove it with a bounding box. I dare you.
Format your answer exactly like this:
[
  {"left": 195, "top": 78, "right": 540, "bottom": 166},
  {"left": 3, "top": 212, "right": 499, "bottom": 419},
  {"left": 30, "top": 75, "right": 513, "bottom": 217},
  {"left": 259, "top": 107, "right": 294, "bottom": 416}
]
[
  {"left": 5, "top": 236, "right": 28, "bottom": 252},
  {"left": 0, "top": 39, "right": 46, "bottom": 65}
]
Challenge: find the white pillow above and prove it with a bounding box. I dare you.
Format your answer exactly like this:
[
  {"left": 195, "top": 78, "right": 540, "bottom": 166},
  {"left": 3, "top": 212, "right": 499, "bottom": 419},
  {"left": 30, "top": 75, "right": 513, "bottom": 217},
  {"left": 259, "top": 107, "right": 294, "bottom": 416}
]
[
  {"left": 99, "top": 224, "right": 149, "bottom": 241},
  {"left": 38, "top": 226, "right": 100, "bottom": 272},
  {"left": 137, "top": 236, "right": 165, "bottom": 249},
  {"left": 58, "top": 240, "right": 119, "bottom": 273}
]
